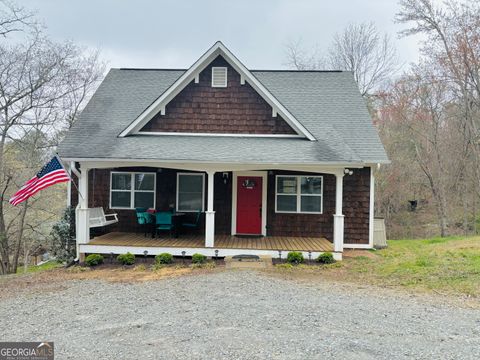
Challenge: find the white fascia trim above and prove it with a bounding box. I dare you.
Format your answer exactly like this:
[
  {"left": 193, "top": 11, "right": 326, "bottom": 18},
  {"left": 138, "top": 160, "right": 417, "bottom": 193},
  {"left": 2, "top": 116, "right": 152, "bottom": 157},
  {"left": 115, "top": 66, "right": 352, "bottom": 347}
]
[
  {"left": 63, "top": 160, "right": 367, "bottom": 174},
  {"left": 136, "top": 131, "right": 303, "bottom": 138},
  {"left": 118, "top": 41, "right": 316, "bottom": 141},
  {"left": 64, "top": 158, "right": 373, "bottom": 174},
  {"left": 363, "top": 160, "right": 391, "bottom": 166},
  {"left": 62, "top": 157, "right": 367, "bottom": 168},
  {"left": 79, "top": 244, "right": 342, "bottom": 260}
]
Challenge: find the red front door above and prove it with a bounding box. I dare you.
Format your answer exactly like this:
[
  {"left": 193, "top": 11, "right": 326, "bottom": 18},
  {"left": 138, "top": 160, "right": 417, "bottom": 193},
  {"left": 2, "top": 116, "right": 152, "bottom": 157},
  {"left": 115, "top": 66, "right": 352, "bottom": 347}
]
[{"left": 236, "top": 176, "right": 263, "bottom": 235}]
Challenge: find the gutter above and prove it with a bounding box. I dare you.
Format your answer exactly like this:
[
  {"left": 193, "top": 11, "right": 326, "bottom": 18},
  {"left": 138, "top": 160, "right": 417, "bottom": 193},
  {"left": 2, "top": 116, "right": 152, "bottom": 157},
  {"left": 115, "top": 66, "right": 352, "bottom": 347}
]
[{"left": 60, "top": 156, "right": 390, "bottom": 167}]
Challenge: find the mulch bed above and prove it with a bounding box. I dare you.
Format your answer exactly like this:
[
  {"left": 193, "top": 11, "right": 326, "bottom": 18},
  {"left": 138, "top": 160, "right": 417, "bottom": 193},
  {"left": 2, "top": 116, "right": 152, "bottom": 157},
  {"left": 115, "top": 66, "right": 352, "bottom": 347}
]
[
  {"left": 271, "top": 258, "right": 319, "bottom": 266},
  {"left": 85, "top": 255, "right": 225, "bottom": 268}
]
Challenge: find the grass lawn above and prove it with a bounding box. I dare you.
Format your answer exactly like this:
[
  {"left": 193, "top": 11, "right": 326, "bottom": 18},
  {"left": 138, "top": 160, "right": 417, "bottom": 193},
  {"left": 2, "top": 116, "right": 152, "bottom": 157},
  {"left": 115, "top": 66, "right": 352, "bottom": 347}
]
[
  {"left": 4, "top": 236, "right": 479, "bottom": 300},
  {"left": 16, "top": 260, "right": 63, "bottom": 274},
  {"left": 306, "top": 235, "right": 480, "bottom": 298}
]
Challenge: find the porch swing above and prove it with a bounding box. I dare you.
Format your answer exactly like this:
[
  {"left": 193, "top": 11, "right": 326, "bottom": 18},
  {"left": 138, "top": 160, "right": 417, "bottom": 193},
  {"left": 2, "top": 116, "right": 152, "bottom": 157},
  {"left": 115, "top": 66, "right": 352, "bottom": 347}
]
[{"left": 88, "top": 169, "right": 119, "bottom": 229}]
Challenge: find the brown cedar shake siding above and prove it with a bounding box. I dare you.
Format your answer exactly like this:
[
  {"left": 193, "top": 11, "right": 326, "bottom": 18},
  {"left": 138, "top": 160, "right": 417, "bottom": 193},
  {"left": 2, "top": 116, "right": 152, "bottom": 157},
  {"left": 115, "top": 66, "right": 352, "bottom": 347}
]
[
  {"left": 71, "top": 167, "right": 371, "bottom": 245},
  {"left": 140, "top": 56, "right": 296, "bottom": 134},
  {"left": 267, "top": 168, "right": 371, "bottom": 244}
]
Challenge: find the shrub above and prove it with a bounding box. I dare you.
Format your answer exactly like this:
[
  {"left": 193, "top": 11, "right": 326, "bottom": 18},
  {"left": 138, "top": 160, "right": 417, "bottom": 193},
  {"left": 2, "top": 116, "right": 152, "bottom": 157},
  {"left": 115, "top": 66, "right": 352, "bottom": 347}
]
[
  {"left": 49, "top": 206, "right": 76, "bottom": 262},
  {"left": 192, "top": 253, "right": 206, "bottom": 264},
  {"left": 155, "top": 253, "right": 174, "bottom": 264},
  {"left": 317, "top": 252, "right": 335, "bottom": 264},
  {"left": 85, "top": 254, "right": 103, "bottom": 267},
  {"left": 117, "top": 252, "right": 135, "bottom": 265},
  {"left": 287, "top": 251, "right": 304, "bottom": 264}
]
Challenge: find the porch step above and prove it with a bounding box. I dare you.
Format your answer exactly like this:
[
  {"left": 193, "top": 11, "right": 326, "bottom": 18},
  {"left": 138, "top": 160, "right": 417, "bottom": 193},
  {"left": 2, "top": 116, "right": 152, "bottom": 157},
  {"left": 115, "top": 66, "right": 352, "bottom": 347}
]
[{"left": 225, "top": 255, "right": 273, "bottom": 269}]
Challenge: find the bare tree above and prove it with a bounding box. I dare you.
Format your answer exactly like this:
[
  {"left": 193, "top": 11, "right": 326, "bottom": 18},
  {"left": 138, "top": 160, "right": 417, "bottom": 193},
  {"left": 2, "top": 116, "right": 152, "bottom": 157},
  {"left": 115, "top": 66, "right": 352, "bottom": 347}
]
[
  {"left": 284, "top": 39, "right": 325, "bottom": 70},
  {"left": 0, "top": 0, "right": 34, "bottom": 37},
  {"left": 0, "top": 2, "right": 104, "bottom": 274},
  {"left": 284, "top": 22, "right": 398, "bottom": 96},
  {"left": 293, "top": 1, "right": 480, "bottom": 239},
  {"left": 328, "top": 22, "right": 398, "bottom": 96},
  {"left": 397, "top": 0, "right": 480, "bottom": 235},
  {"left": 379, "top": 67, "right": 457, "bottom": 237}
]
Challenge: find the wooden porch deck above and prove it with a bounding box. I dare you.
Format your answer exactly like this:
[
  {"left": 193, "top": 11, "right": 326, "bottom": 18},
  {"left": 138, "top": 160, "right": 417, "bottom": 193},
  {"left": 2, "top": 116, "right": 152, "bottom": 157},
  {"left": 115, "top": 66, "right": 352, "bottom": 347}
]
[{"left": 89, "top": 232, "right": 333, "bottom": 252}]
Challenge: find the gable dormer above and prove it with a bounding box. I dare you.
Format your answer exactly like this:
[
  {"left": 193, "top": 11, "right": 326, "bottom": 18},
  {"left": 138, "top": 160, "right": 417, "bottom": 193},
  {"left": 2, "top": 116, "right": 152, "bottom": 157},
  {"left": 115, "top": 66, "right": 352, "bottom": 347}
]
[
  {"left": 119, "top": 42, "right": 316, "bottom": 140},
  {"left": 140, "top": 55, "right": 297, "bottom": 135}
]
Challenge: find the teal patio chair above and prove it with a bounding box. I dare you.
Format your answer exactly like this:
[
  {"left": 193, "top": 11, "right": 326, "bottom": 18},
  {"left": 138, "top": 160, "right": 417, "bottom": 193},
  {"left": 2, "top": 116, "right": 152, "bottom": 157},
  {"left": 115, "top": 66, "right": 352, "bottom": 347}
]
[
  {"left": 135, "top": 208, "right": 152, "bottom": 237},
  {"left": 181, "top": 210, "right": 202, "bottom": 231},
  {"left": 156, "top": 211, "right": 174, "bottom": 237}
]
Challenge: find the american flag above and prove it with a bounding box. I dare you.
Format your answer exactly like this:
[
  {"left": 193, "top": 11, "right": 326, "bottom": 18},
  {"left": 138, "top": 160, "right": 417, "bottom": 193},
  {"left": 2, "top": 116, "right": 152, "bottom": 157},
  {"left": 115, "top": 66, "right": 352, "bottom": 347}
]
[{"left": 9, "top": 156, "right": 70, "bottom": 206}]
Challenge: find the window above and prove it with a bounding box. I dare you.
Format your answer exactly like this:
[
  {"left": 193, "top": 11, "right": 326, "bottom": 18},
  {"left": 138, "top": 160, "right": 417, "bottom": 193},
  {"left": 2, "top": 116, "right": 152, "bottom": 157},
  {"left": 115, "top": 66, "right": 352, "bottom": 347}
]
[
  {"left": 211, "top": 67, "right": 227, "bottom": 87},
  {"left": 110, "top": 172, "right": 156, "bottom": 209},
  {"left": 275, "top": 175, "right": 323, "bottom": 214},
  {"left": 176, "top": 173, "right": 205, "bottom": 212}
]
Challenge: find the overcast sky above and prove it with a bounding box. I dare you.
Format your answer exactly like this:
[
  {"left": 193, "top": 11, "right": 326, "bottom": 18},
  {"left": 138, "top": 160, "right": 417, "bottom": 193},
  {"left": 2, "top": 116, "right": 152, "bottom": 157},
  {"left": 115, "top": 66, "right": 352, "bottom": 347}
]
[{"left": 22, "top": 0, "right": 424, "bottom": 70}]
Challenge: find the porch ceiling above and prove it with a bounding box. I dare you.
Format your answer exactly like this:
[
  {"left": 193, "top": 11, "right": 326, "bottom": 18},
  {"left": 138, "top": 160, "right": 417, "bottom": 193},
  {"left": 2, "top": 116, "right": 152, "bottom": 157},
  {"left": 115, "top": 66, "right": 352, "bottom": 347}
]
[{"left": 89, "top": 232, "right": 333, "bottom": 252}]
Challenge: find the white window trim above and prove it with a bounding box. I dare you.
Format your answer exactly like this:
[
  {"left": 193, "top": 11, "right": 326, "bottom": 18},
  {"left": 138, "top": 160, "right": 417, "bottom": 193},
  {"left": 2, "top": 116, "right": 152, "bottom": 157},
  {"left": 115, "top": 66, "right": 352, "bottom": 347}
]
[
  {"left": 275, "top": 175, "right": 323, "bottom": 214},
  {"left": 109, "top": 171, "right": 156, "bottom": 210},
  {"left": 176, "top": 172, "right": 205, "bottom": 213},
  {"left": 211, "top": 66, "right": 227, "bottom": 87}
]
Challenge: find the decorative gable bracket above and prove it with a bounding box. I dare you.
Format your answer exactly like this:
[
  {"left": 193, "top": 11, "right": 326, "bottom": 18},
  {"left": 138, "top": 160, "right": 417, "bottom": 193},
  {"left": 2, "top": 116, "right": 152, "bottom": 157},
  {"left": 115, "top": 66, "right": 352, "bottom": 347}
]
[{"left": 119, "top": 41, "right": 316, "bottom": 141}]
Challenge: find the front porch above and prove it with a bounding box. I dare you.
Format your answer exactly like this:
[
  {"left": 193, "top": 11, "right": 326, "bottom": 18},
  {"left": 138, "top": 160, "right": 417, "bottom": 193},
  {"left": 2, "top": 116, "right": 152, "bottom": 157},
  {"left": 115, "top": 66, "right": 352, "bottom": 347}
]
[
  {"left": 70, "top": 160, "right": 373, "bottom": 262},
  {"left": 81, "top": 232, "right": 339, "bottom": 260}
]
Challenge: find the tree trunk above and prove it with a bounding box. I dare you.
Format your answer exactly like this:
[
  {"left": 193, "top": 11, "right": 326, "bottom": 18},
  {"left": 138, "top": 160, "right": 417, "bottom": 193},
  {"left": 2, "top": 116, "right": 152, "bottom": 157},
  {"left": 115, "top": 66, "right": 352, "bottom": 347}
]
[
  {"left": 0, "top": 128, "right": 12, "bottom": 275},
  {"left": 474, "top": 189, "right": 478, "bottom": 235},
  {"left": 433, "top": 189, "right": 448, "bottom": 238},
  {"left": 462, "top": 181, "right": 468, "bottom": 235},
  {"left": 11, "top": 200, "right": 28, "bottom": 274},
  {"left": 23, "top": 239, "right": 29, "bottom": 273},
  {"left": 424, "top": 169, "right": 448, "bottom": 238}
]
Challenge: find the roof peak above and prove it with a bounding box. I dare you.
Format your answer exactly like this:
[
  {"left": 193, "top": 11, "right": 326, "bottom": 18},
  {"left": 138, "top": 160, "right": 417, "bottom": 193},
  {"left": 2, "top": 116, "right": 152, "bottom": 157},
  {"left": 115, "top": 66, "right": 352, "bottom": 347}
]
[{"left": 118, "top": 41, "right": 316, "bottom": 141}]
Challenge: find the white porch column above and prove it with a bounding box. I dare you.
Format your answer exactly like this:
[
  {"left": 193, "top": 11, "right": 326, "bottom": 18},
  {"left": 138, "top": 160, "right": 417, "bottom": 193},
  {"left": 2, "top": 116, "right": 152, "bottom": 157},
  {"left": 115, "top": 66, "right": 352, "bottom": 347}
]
[
  {"left": 76, "top": 164, "right": 90, "bottom": 257},
  {"left": 205, "top": 171, "right": 216, "bottom": 248},
  {"left": 333, "top": 172, "right": 344, "bottom": 252},
  {"left": 368, "top": 166, "right": 375, "bottom": 248},
  {"left": 66, "top": 161, "right": 72, "bottom": 207}
]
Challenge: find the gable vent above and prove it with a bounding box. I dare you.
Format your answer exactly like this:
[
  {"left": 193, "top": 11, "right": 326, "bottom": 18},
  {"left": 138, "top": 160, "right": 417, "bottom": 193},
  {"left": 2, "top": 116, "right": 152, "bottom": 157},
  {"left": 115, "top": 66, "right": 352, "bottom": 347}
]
[{"left": 211, "top": 67, "right": 227, "bottom": 87}]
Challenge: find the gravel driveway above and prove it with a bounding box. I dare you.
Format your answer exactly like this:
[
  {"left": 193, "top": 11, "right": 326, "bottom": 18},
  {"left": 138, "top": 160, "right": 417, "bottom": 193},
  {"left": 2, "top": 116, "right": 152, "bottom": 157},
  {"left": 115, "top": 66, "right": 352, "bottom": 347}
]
[{"left": 1, "top": 270, "right": 479, "bottom": 359}]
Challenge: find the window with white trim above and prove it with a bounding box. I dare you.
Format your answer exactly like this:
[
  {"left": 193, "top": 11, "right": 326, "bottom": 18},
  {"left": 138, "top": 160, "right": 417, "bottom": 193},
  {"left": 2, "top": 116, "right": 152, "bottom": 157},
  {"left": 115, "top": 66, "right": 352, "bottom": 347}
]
[
  {"left": 176, "top": 173, "right": 205, "bottom": 212},
  {"left": 275, "top": 175, "right": 323, "bottom": 214},
  {"left": 110, "top": 172, "right": 156, "bottom": 209},
  {"left": 211, "top": 67, "right": 227, "bottom": 87}
]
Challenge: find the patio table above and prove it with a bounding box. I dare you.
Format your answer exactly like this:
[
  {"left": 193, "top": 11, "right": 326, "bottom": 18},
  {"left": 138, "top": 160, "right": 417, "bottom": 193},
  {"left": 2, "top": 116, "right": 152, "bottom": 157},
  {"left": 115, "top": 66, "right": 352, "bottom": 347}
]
[{"left": 147, "top": 209, "right": 185, "bottom": 238}]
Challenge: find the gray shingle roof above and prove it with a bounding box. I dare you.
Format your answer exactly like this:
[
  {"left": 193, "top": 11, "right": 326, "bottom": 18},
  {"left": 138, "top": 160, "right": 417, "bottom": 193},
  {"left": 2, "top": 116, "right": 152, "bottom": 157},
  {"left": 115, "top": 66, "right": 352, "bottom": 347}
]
[{"left": 58, "top": 68, "right": 388, "bottom": 164}]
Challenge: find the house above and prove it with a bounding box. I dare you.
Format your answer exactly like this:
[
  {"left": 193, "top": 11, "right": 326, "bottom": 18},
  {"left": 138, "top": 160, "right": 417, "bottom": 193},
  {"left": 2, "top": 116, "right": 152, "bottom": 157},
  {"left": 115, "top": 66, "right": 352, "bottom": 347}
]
[{"left": 58, "top": 42, "right": 389, "bottom": 261}]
